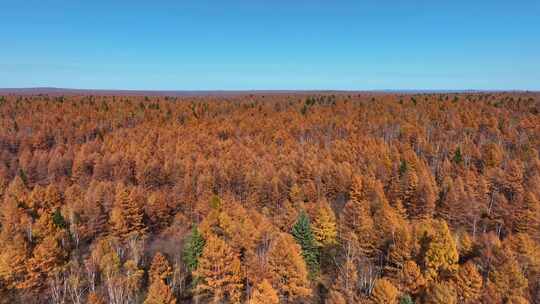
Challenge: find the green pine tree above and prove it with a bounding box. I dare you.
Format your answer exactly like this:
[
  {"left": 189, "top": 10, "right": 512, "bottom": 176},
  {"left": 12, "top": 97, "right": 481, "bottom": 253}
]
[
  {"left": 399, "top": 160, "right": 408, "bottom": 177},
  {"left": 292, "top": 211, "right": 320, "bottom": 277},
  {"left": 400, "top": 294, "right": 414, "bottom": 304},
  {"left": 52, "top": 208, "right": 67, "bottom": 229},
  {"left": 453, "top": 147, "right": 463, "bottom": 164},
  {"left": 183, "top": 225, "right": 205, "bottom": 272}
]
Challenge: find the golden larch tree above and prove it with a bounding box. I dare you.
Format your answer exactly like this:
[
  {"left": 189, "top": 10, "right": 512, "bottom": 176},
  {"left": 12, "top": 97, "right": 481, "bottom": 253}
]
[
  {"left": 370, "top": 278, "right": 398, "bottom": 304},
  {"left": 421, "top": 220, "right": 459, "bottom": 281},
  {"left": 514, "top": 192, "right": 540, "bottom": 235},
  {"left": 22, "top": 235, "right": 66, "bottom": 291},
  {"left": 399, "top": 260, "right": 425, "bottom": 296},
  {"left": 453, "top": 261, "right": 482, "bottom": 303},
  {"left": 312, "top": 199, "right": 338, "bottom": 247},
  {"left": 340, "top": 176, "right": 375, "bottom": 256},
  {"left": 194, "top": 234, "right": 243, "bottom": 303},
  {"left": 110, "top": 184, "right": 147, "bottom": 240},
  {"left": 144, "top": 278, "right": 177, "bottom": 304},
  {"left": 489, "top": 254, "right": 528, "bottom": 300},
  {"left": 423, "top": 281, "right": 457, "bottom": 304},
  {"left": 149, "top": 252, "right": 172, "bottom": 284},
  {"left": 249, "top": 279, "right": 279, "bottom": 304},
  {"left": 0, "top": 234, "right": 29, "bottom": 289},
  {"left": 267, "top": 233, "right": 311, "bottom": 302}
]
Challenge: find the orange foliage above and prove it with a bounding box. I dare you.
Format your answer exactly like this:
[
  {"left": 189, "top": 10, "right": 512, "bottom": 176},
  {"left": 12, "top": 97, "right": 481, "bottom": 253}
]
[{"left": 0, "top": 92, "right": 539, "bottom": 302}]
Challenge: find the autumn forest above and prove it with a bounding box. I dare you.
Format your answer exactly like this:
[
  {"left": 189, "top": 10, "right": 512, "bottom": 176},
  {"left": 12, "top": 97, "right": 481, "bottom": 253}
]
[{"left": 1, "top": 92, "right": 540, "bottom": 304}]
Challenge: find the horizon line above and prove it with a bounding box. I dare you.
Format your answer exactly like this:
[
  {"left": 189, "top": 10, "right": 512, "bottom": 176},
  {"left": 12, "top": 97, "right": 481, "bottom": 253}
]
[{"left": 0, "top": 87, "right": 538, "bottom": 97}]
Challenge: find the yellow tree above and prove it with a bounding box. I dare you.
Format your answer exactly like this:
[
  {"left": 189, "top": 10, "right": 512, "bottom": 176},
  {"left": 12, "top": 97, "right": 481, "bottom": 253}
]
[
  {"left": 312, "top": 199, "right": 338, "bottom": 247},
  {"left": 32, "top": 210, "right": 58, "bottom": 239},
  {"left": 249, "top": 279, "right": 279, "bottom": 304},
  {"left": 4, "top": 175, "right": 28, "bottom": 205},
  {"left": 413, "top": 167, "right": 438, "bottom": 219},
  {"left": 146, "top": 191, "right": 173, "bottom": 230},
  {"left": 421, "top": 220, "right": 459, "bottom": 281},
  {"left": 371, "top": 185, "right": 412, "bottom": 272},
  {"left": 43, "top": 184, "right": 63, "bottom": 211},
  {"left": 370, "top": 278, "right": 398, "bottom": 304},
  {"left": 267, "top": 233, "right": 311, "bottom": 302},
  {"left": 194, "top": 234, "right": 243, "bottom": 303}
]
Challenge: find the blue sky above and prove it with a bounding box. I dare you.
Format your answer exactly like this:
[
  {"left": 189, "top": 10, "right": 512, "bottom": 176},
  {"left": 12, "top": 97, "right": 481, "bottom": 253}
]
[{"left": 1, "top": 0, "right": 539, "bottom": 90}]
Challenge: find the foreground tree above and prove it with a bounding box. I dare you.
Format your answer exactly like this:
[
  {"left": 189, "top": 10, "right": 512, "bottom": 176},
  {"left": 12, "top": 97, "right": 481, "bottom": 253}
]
[
  {"left": 340, "top": 176, "right": 376, "bottom": 256},
  {"left": 110, "top": 184, "right": 147, "bottom": 240},
  {"left": 249, "top": 279, "right": 279, "bottom": 304},
  {"left": 267, "top": 233, "right": 311, "bottom": 302},
  {"left": 453, "top": 262, "right": 482, "bottom": 303},
  {"left": 423, "top": 281, "right": 457, "bottom": 304},
  {"left": 421, "top": 220, "right": 459, "bottom": 281},
  {"left": 399, "top": 260, "right": 425, "bottom": 296},
  {"left": 371, "top": 278, "right": 399, "bottom": 304},
  {"left": 144, "top": 279, "right": 176, "bottom": 304},
  {"left": 312, "top": 200, "right": 338, "bottom": 248},
  {"left": 22, "top": 234, "right": 66, "bottom": 291},
  {"left": 194, "top": 234, "right": 243, "bottom": 303}
]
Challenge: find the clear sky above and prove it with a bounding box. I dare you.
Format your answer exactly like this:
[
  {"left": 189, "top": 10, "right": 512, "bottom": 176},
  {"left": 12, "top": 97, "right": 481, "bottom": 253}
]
[{"left": 1, "top": 0, "right": 539, "bottom": 90}]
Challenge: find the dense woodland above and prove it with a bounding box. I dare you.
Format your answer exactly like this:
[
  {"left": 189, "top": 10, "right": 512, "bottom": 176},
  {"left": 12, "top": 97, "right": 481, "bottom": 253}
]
[{"left": 0, "top": 92, "right": 540, "bottom": 304}]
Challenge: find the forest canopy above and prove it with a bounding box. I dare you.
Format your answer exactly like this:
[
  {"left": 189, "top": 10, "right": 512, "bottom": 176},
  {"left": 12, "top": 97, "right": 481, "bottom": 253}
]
[{"left": 0, "top": 92, "right": 539, "bottom": 303}]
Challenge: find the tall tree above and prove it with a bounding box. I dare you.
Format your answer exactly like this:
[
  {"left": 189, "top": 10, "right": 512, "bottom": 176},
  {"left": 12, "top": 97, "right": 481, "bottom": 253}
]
[
  {"left": 267, "top": 233, "right": 311, "bottom": 302},
  {"left": 182, "top": 225, "right": 205, "bottom": 272},
  {"left": 193, "top": 234, "right": 243, "bottom": 303},
  {"left": 110, "top": 184, "right": 147, "bottom": 240},
  {"left": 292, "top": 211, "right": 320, "bottom": 276},
  {"left": 0, "top": 234, "right": 29, "bottom": 289},
  {"left": 311, "top": 200, "right": 338, "bottom": 248},
  {"left": 514, "top": 192, "right": 540, "bottom": 235},
  {"left": 332, "top": 257, "right": 359, "bottom": 303},
  {"left": 22, "top": 234, "right": 66, "bottom": 291},
  {"left": 420, "top": 220, "right": 459, "bottom": 281},
  {"left": 340, "top": 176, "right": 376, "bottom": 256}
]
